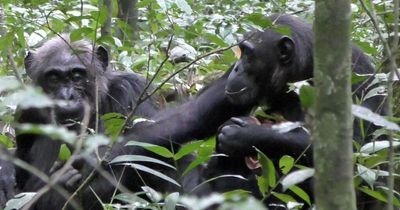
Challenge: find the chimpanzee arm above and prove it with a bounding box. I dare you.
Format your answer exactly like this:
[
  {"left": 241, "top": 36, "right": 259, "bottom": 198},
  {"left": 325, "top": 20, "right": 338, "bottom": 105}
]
[
  {"left": 128, "top": 69, "right": 254, "bottom": 147},
  {"left": 0, "top": 148, "right": 16, "bottom": 208}
]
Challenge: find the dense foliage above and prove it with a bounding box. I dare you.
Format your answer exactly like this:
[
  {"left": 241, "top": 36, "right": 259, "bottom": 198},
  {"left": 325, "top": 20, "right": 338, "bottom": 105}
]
[{"left": 0, "top": 0, "right": 399, "bottom": 209}]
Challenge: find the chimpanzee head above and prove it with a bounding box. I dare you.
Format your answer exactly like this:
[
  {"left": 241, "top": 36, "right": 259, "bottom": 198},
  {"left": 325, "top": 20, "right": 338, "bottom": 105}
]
[
  {"left": 225, "top": 15, "right": 314, "bottom": 105},
  {"left": 24, "top": 35, "right": 109, "bottom": 125}
]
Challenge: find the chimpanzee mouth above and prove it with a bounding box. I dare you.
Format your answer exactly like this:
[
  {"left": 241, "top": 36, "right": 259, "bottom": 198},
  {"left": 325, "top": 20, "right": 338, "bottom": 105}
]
[
  {"left": 55, "top": 100, "right": 85, "bottom": 124},
  {"left": 225, "top": 87, "right": 248, "bottom": 97}
]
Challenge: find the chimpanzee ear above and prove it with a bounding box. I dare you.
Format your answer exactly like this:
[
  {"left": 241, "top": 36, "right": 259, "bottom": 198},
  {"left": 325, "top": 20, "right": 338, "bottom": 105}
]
[
  {"left": 239, "top": 40, "right": 255, "bottom": 56},
  {"left": 24, "top": 52, "right": 34, "bottom": 77},
  {"left": 278, "top": 36, "right": 295, "bottom": 64},
  {"left": 96, "top": 46, "right": 109, "bottom": 69}
]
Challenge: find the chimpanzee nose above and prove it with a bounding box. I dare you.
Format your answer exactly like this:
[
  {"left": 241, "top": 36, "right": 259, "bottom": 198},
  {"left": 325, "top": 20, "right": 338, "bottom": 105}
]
[{"left": 58, "top": 87, "right": 75, "bottom": 100}]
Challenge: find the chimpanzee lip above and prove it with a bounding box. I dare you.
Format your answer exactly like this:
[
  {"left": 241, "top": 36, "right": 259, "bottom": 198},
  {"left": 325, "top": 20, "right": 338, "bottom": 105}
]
[{"left": 225, "top": 87, "right": 248, "bottom": 96}]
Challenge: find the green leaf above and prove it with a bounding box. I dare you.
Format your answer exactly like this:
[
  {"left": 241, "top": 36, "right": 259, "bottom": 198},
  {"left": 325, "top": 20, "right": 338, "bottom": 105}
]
[
  {"left": 299, "top": 85, "right": 315, "bottom": 108},
  {"left": 245, "top": 13, "right": 272, "bottom": 28},
  {"left": 198, "top": 137, "right": 216, "bottom": 157},
  {"left": 204, "top": 33, "right": 228, "bottom": 47},
  {"left": 97, "top": 6, "right": 108, "bottom": 25},
  {"left": 125, "top": 141, "right": 174, "bottom": 158},
  {"left": 174, "top": 140, "right": 203, "bottom": 160},
  {"left": 110, "top": 155, "right": 176, "bottom": 169},
  {"left": 358, "top": 186, "right": 400, "bottom": 206},
  {"left": 256, "top": 148, "right": 276, "bottom": 188},
  {"left": 257, "top": 175, "right": 268, "bottom": 195},
  {"left": 351, "top": 72, "right": 370, "bottom": 84},
  {"left": 273, "top": 25, "right": 292, "bottom": 36},
  {"left": 360, "top": 141, "right": 400, "bottom": 154},
  {"left": 0, "top": 134, "right": 13, "bottom": 148},
  {"left": 163, "top": 192, "right": 179, "bottom": 210},
  {"left": 271, "top": 192, "right": 296, "bottom": 203},
  {"left": 279, "top": 155, "right": 294, "bottom": 174},
  {"left": 124, "top": 163, "right": 180, "bottom": 187},
  {"left": 352, "top": 105, "right": 400, "bottom": 131},
  {"left": 281, "top": 168, "right": 315, "bottom": 191},
  {"left": 175, "top": 0, "right": 192, "bottom": 14},
  {"left": 50, "top": 18, "right": 65, "bottom": 33},
  {"left": 101, "top": 113, "right": 126, "bottom": 138},
  {"left": 289, "top": 185, "right": 311, "bottom": 205},
  {"left": 70, "top": 27, "right": 94, "bottom": 42},
  {"left": 58, "top": 144, "right": 71, "bottom": 161},
  {"left": 182, "top": 156, "right": 210, "bottom": 176}
]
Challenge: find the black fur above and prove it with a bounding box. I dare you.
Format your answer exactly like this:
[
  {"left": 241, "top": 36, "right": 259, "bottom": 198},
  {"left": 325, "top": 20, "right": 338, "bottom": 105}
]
[
  {"left": 0, "top": 35, "right": 161, "bottom": 209},
  {"left": 216, "top": 14, "right": 386, "bottom": 208}
]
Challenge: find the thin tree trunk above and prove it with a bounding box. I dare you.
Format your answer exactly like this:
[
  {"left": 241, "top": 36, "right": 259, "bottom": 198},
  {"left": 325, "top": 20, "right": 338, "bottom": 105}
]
[
  {"left": 313, "top": 1, "right": 357, "bottom": 210},
  {"left": 117, "top": 0, "right": 138, "bottom": 41}
]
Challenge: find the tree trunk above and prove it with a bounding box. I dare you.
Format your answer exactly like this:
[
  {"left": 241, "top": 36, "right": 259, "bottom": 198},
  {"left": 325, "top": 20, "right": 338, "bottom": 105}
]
[
  {"left": 313, "top": 1, "right": 357, "bottom": 210},
  {"left": 117, "top": 0, "right": 138, "bottom": 41}
]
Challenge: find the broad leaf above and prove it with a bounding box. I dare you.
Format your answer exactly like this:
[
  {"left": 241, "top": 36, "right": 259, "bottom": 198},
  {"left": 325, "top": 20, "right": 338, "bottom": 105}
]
[
  {"left": 124, "top": 163, "right": 180, "bottom": 187},
  {"left": 352, "top": 105, "right": 400, "bottom": 131},
  {"left": 110, "top": 155, "right": 175, "bottom": 169},
  {"left": 281, "top": 168, "right": 315, "bottom": 191},
  {"left": 360, "top": 140, "right": 400, "bottom": 154},
  {"left": 125, "top": 141, "right": 174, "bottom": 158}
]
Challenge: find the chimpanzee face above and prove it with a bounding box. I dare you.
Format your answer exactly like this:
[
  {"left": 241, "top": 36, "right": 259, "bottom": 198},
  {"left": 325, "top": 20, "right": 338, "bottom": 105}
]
[
  {"left": 225, "top": 30, "right": 295, "bottom": 105},
  {"left": 24, "top": 38, "right": 109, "bottom": 125}
]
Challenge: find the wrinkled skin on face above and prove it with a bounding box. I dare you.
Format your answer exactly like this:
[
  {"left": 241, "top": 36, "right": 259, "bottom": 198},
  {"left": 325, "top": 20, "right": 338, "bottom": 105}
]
[
  {"left": 24, "top": 37, "right": 109, "bottom": 125},
  {"left": 225, "top": 32, "right": 296, "bottom": 106}
]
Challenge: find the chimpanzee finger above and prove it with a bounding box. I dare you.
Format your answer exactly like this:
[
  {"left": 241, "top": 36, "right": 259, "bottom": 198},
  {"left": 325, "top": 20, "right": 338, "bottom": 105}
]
[
  {"left": 65, "top": 173, "right": 82, "bottom": 190},
  {"left": 230, "top": 117, "right": 249, "bottom": 127},
  {"left": 71, "top": 155, "right": 86, "bottom": 170},
  {"left": 50, "top": 161, "right": 65, "bottom": 174}
]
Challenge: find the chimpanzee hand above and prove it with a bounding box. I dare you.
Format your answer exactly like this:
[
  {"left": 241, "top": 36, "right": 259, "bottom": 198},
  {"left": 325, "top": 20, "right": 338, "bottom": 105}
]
[
  {"left": 0, "top": 158, "right": 15, "bottom": 208},
  {"left": 217, "top": 117, "right": 268, "bottom": 157},
  {"left": 49, "top": 156, "right": 85, "bottom": 191}
]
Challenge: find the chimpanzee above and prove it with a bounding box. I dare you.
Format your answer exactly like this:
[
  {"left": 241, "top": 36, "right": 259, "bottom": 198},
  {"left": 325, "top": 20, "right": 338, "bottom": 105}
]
[
  {"left": 1, "top": 34, "right": 254, "bottom": 209},
  {"left": 0, "top": 35, "right": 162, "bottom": 208},
  {"left": 0, "top": 147, "right": 15, "bottom": 207},
  {"left": 215, "top": 14, "right": 386, "bottom": 208}
]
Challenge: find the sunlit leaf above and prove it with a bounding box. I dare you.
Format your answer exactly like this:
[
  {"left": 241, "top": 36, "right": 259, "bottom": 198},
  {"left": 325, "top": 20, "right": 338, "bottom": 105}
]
[
  {"left": 299, "top": 85, "right": 315, "bottom": 108},
  {"left": 163, "top": 192, "right": 179, "bottom": 210},
  {"left": 175, "top": 0, "right": 192, "bottom": 14},
  {"left": 352, "top": 105, "right": 400, "bottom": 131},
  {"left": 281, "top": 168, "right": 315, "bottom": 191},
  {"left": 256, "top": 148, "right": 276, "bottom": 188},
  {"left": 142, "top": 186, "right": 163, "bottom": 203},
  {"left": 58, "top": 144, "right": 71, "bottom": 161},
  {"left": 125, "top": 141, "right": 174, "bottom": 158},
  {"left": 5, "top": 193, "right": 36, "bottom": 210},
  {"left": 123, "top": 163, "right": 180, "bottom": 187},
  {"left": 110, "top": 155, "right": 175, "bottom": 169},
  {"left": 101, "top": 113, "right": 126, "bottom": 138},
  {"left": 17, "top": 124, "right": 77, "bottom": 144},
  {"left": 174, "top": 140, "right": 203, "bottom": 160},
  {"left": 360, "top": 140, "right": 400, "bottom": 154},
  {"left": 279, "top": 155, "right": 295, "bottom": 175}
]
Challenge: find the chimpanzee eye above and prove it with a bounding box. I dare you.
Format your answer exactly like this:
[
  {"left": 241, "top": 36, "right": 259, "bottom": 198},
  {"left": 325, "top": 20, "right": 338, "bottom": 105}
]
[
  {"left": 71, "top": 68, "right": 87, "bottom": 82},
  {"left": 45, "top": 71, "right": 60, "bottom": 83}
]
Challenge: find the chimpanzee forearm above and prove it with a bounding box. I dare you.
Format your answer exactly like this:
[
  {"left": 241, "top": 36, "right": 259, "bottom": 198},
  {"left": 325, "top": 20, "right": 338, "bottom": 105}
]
[{"left": 128, "top": 69, "right": 253, "bottom": 147}]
